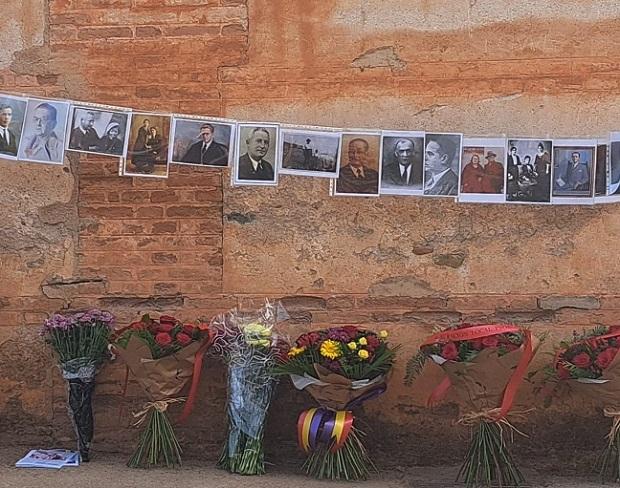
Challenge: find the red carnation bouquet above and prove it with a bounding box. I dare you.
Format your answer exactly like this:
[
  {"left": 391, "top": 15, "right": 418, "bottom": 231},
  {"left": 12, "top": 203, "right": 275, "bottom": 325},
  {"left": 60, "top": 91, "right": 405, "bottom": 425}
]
[
  {"left": 406, "top": 324, "right": 536, "bottom": 488},
  {"left": 544, "top": 326, "right": 620, "bottom": 481},
  {"left": 111, "top": 314, "right": 212, "bottom": 468}
]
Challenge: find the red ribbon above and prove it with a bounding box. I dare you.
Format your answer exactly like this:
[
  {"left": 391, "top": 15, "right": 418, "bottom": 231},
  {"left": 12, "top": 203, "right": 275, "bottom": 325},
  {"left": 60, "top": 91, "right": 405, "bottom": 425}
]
[
  {"left": 423, "top": 324, "right": 534, "bottom": 421},
  {"left": 178, "top": 328, "right": 214, "bottom": 423}
]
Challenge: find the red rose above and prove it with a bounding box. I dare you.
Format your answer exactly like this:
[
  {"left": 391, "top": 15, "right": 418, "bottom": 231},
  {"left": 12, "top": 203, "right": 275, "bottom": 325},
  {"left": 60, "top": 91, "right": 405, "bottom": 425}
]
[
  {"left": 308, "top": 332, "right": 321, "bottom": 344},
  {"left": 159, "top": 315, "right": 177, "bottom": 325},
  {"left": 596, "top": 347, "right": 619, "bottom": 369},
  {"left": 176, "top": 332, "right": 193, "bottom": 347},
  {"left": 182, "top": 323, "right": 196, "bottom": 336},
  {"left": 367, "top": 335, "right": 381, "bottom": 349},
  {"left": 158, "top": 322, "right": 174, "bottom": 333},
  {"left": 556, "top": 364, "right": 570, "bottom": 380},
  {"left": 441, "top": 342, "right": 459, "bottom": 361},
  {"left": 572, "top": 352, "right": 592, "bottom": 368},
  {"left": 155, "top": 332, "right": 172, "bottom": 347},
  {"left": 342, "top": 326, "right": 359, "bottom": 339},
  {"left": 130, "top": 321, "right": 144, "bottom": 330},
  {"left": 481, "top": 336, "right": 499, "bottom": 348}
]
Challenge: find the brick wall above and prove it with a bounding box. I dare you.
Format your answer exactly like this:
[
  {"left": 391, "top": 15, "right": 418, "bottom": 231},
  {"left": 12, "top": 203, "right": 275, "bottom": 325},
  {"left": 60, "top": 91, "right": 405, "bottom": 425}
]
[{"left": 2, "top": 0, "right": 620, "bottom": 468}]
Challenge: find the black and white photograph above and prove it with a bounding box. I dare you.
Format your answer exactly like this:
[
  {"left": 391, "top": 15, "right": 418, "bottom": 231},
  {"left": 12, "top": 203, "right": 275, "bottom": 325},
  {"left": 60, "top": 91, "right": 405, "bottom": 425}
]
[
  {"left": 17, "top": 98, "right": 70, "bottom": 165},
  {"left": 379, "top": 131, "right": 424, "bottom": 196},
  {"left": 0, "top": 93, "right": 27, "bottom": 160},
  {"left": 170, "top": 117, "right": 234, "bottom": 167},
  {"left": 279, "top": 127, "right": 340, "bottom": 178},
  {"left": 66, "top": 105, "right": 130, "bottom": 157},
  {"left": 552, "top": 139, "right": 595, "bottom": 204},
  {"left": 334, "top": 132, "right": 382, "bottom": 197},
  {"left": 506, "top": 139, "right": 553, "bottom": 203},
  {"left": 459, "top": 137, "right": 506, "bottom": 204},
  {"left": 124, "top": 113, "right": 170, "bottom": 178},
  {"left": 234, "top": 123, "right": 279, "bottom": 186},
  {"left": 608, "top": 132, "right": 620, "bottom": 199},
  {"left": 594, "top": 140, "right": 613, "bottom": 203},
  {"left": 423, "top": 133, "right": 462, "bottom": 197}
]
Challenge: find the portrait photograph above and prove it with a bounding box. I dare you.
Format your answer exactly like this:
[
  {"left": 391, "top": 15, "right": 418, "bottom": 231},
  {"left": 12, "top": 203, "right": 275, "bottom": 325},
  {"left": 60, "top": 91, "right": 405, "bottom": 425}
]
[
  {"left": 279, "top": 127, "right": 340, "bottom": 178},
  {"left": 334, "top": 132, "right": 382, "bottom": 197},
  {"left": 423, "top": 133, "right": 462, "bottom": 197},
  {"left": 234, "top": 123, "right": 279, "bottom": 186},
  {"left": 124, "top": 113, "right": 171, "bottom": 178},
  {"left": 506, "top": 139, "right": 553, "bottom": 204},
  {"left": 66, "top": 105, "right": 130, "bottom": 157},
  {"left": 0, "top": 93, "right": 27, "bottom": 160},
  {"left": 552, "top": 139, "right": 596, "bottom": 204},
  {"left": 459, "top": 137, "right": 506, "bottom": 204},
  {"left": 595, "top": 142, "right": 608, "bottom": 198},
  {"left": 170, "top": 116, "right": 234, "bottom": 168},
  {"left": 379, "top": 131, "right": 424, "bottom": 196},
  {"left": 609, "top": 133, "right": 620, "bottom": 197},
  {"left": 17, "top": 98, "right": 70, "bottom": 165}
]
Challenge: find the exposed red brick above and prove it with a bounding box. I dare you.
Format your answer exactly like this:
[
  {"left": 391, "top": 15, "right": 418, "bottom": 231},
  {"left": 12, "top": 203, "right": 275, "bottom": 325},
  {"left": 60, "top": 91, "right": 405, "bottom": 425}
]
[{"left": 77, "top": 26, "right": 134, "bottom": 40}]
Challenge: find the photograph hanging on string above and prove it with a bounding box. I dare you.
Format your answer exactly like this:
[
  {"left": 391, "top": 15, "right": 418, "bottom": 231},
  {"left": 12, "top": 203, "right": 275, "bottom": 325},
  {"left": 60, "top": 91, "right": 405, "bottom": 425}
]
[
  {"left": 279, "top": 127, "right": 341, "bottom": 178},
  {"left": 66, "top": 106, "right": 131, "bottom": 157},
  {"left": 506, "top": 139, "right": 553, "bottom": 203},
  {"left": 234, "top": 123, "right": 279, "bottom": 186},
  {"left": 379, "top": 131, "right": 425, "bottom": 196},
  {"left": 334, "top": 131, "right": 382, "bottom": 197},
  {"left": 423, "top": 132, "right": 462, "bottom": 198},
  {"left": 0, "top": 93, "right": 27, "bottom": 160},
  {"left": 608, "top": 132, "right": 620, "bottom": 199},
  {"left": 551, "top": 139, "right": 596, "bottom": 205},
  {"left": 17, "top": 98, "right": 71, "bottom": 165},
  {"left": 170, "top": 116, "right": 235, "bottom": 168},
  {"left": 459, "top": 137, "right": 506, "bottom": 204},
  {"left": 124, "top": 113, "right": 171, "bottom": 178},
  {"left": 595, "top": 142, "right": 608, "bottom": 198}
]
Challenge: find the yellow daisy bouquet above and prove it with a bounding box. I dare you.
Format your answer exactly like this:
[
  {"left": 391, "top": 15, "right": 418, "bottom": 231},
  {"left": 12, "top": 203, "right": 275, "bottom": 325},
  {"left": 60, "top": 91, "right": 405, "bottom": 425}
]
[{"left": 274, "top": 326, "right": 397, "bottom": 480}]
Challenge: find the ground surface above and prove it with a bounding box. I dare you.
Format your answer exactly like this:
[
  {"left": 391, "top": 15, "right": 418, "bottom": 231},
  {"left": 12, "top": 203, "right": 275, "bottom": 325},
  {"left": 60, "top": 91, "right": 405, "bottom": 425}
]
[{"left": 0, "top": 447, "right": 608, "bottom": 488}]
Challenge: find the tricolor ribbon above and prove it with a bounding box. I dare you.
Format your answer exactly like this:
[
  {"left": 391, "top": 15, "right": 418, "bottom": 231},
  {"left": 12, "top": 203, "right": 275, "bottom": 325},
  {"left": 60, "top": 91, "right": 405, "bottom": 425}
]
[{"left": 422, "top": 324, "right": 534, "bottom": 421}]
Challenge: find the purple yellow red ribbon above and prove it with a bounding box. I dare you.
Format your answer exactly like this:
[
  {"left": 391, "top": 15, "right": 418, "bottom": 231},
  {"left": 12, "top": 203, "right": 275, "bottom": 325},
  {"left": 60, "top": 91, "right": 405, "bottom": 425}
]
[{"left": 297, "top": 408, "right": 355, "bottom": 453}]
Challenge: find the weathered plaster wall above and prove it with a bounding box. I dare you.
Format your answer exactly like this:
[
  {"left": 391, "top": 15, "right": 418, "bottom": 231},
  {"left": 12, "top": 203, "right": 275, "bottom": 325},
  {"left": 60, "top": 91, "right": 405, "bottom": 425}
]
[{"left": 1, "top": 0, "right": 619, "bottom": 468}]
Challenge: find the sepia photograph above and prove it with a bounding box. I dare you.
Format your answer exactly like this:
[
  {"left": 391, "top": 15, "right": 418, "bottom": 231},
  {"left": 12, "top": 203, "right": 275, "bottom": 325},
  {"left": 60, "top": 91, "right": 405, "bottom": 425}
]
[
  {"left": 552, "top": 139, "right": 595, "bottom": 204},
  {"left": 279, "top": 127, "right": 340, "bottom": 178},
  {"left": 459, "top": 137, "right": 506, "bottom": 203},
  {"left": 379, "top": 131, "right": 424, "bottom": 196},
  {"left": 506, "top": 139, "right": 553, "bottom": 203},
  {"left": 170, "top": 117, "right": 234, "bottom": 167},
  {"left": 334, "top": 132, "right": 382, "bottom": 197},
  {"left": 423, "top": 133, "right": 462, "bottom": 197},
  {"left": 124, "top": 113, "right": 171, "bottom": 178},
  {"left": 66, "top": 106, "right": 130, "bottom": 157},
  {"left": 0, "top": 93, "right": 27, "bottom": 160},
  {"left": 17, "top": 98, "right": 70, "bottom": 165},
  {"left": 234, "top": 123, "right": 279, "bottom": 186}
]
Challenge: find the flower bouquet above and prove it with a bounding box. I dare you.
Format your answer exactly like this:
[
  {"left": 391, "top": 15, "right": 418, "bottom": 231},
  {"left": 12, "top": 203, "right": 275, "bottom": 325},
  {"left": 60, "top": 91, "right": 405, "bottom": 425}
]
[
  {"left": 211, "top": 301, "right": 287, "bottom": 475},
  {"left": 275, "top": 326, "right": 397, "bottom": 481},
  {"left": 41, "top": 309, "right": 115, "bottom": 462},
  {"left": 544, "top": 326, "right": 620, "bottom": 481},
  {"left": 111, "top": 314, "right": 212, "bottom": 468},
  {"left": 406, "top": 324, "right": 535, "bottom": 488}
]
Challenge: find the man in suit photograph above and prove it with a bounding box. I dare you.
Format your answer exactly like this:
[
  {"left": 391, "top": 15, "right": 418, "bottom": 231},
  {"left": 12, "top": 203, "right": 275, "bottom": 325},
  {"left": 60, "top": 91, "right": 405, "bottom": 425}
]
[
  {"left": 336, "top": 137, "right": 379, "bottom": 195},
  {"left": 69, "top": 111, "right": 99, "bottom": 151},
  {"left": 381, "top": 138, "right": 422, "bottom": 189},
  {"left": 0, "top": 105, "right": 18, "bottom": 157},
  {"left": 237, "top": 127, "right": 275, "bottom": 181},
  {"left": 181, "top": 123, "right": 229, "bottom": 166},
  {"left": 423, "top": 135, "right": 458, "bottom": 196}
]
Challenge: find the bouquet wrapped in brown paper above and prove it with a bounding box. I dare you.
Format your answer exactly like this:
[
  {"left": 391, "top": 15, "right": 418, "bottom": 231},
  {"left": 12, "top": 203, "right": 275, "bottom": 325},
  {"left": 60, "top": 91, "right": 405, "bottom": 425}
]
[
  {"left": 112, "top": 314, "right": 212, "bottom": 468},
  {"left": 406, "top": 323, "right": 536, "bottom": 488},
  {"left": 544, "top": 326, "right": 620, "bottom": 481},
  {"left": 275, "top": 326, "right": 397, "bottom": 481}
]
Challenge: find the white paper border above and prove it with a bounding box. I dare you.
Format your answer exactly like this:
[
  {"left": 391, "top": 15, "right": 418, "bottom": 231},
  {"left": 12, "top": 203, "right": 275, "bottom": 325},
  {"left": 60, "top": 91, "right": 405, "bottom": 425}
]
[
  {"left": 458, "top": 137, "right": 507, "bottom": 204},
  {"left": 233, "top": 122, "right": 280, "bottom": 187},
  {"left": 278, "top": 126, "right": 341, "bottom": 179},
  {"left": 122, "top": 112, "right": 170, "bottom": 179},
  {"left": 551, "top": 138, "right": 596, "bottom": 205},
  {"left": 333, "top": 130, "right": 383, "bottom": 197},
  {"left": 379, "top": 130, "right": 425, "bottom": 196},
  {"left": 422, "top": 132, "right": 462, "bottom": 199}
]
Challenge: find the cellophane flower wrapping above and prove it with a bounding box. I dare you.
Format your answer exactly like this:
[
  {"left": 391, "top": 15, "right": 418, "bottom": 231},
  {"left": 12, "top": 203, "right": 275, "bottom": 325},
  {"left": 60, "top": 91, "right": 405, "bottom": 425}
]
[
  {"left": 407, "top": 324, "right": 536, "bottom": 488},
  {"left": 545, "top": 326, "right": 620, "bottom": 481},
  {"left": 41, "top": 309, "right": 115, "bottom": 462},
  {"left": 211, "top": 300, "right": 288, "bottom": 475},
  {"left": 275, "top": 326, "right": 397, "bottom": 481},
  {"left": 111, "top": 314, "right": 211, "bottom": 468}
]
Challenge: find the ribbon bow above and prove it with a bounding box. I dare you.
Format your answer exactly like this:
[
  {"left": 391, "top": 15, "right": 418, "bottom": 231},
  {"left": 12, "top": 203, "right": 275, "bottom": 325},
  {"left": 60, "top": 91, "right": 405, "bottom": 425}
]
[{"left": 132, "top": 398, "right": 186, "bottom": 427}]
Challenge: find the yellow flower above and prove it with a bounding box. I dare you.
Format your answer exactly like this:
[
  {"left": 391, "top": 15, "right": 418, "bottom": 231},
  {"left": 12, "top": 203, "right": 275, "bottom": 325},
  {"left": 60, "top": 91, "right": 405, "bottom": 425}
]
[
  {"left": 358, "top": 337, "right": 368, "bottom": 346},
  {"left": 358, "top": 349, "right": 370, "bottom": 360},
  {"left": 320, "top": 340, "right": 342, "bottom": 360},
  {"left": 379, "top": 330, "right": 389, "bottom": 339},
  {"left": 347, "top": 341, "right": 357, "bottom": 351},
  {"left": 288, "top": 346, "right": 305, "bottom": 357}
]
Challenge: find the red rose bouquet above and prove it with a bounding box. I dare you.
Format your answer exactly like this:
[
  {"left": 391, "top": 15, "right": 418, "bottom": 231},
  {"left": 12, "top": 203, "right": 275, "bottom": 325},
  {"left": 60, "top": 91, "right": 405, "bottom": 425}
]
[
  {"left": 406, "top": 324, "right": 535, "bottom": 488},
  {"left": 111, "top": 314, "right": 212, "bottom": 468},
  {"left": 275, "top": 326, "right": 397, "bottom": 481},
  {"left": 544, "top": 326, "right": 620, "bottom": 481}
]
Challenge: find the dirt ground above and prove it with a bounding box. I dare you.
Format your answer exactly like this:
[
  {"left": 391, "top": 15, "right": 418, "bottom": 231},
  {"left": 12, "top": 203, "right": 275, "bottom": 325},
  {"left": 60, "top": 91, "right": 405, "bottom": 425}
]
[{"left": 0, "top": 447, "right": 608, "bottom": 488}]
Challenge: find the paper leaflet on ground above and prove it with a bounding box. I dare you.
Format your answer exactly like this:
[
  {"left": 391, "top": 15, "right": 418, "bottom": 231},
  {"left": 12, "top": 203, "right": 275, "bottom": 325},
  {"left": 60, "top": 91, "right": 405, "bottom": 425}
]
[{"left": 15, "top": 449, "right": 80, "bottom": 469}]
